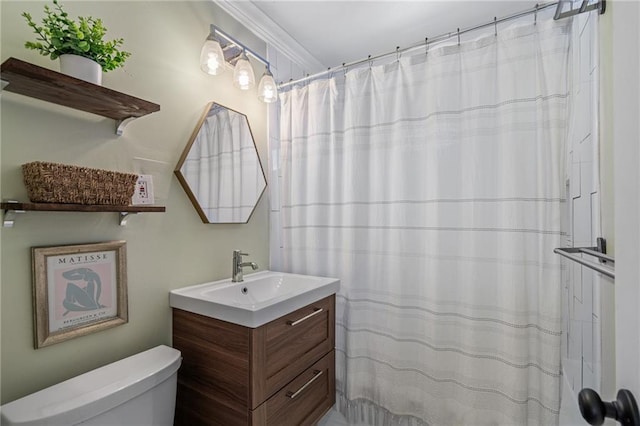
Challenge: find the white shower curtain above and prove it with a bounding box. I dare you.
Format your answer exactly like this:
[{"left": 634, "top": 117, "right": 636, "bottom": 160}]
[{"left": 275, "top": 19, "right": 571, "bottom": 426}]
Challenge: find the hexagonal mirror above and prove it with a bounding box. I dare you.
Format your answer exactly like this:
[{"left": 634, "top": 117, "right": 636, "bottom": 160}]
[{"left": 175, "top": 102, "right": 267, "bottom": 223}]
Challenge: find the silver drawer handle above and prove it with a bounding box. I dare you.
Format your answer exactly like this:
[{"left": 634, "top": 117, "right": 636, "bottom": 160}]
[
  {"left": 286, "top": 370, "right": 323, "bottom": 399},
  {"left": 286, "top": 308, "right": 323, "bottom": 326}
]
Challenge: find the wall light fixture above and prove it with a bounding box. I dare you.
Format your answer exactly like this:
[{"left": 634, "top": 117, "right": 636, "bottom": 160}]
[
  {"left": 199, "top": 31, "right": 225, "bottom": 75},
  {"left": 200, "top": 25, "right": 276, "bottom": 103},
  {"left": 233, "top": 50, "right": 255, "bottom": 90},
  {"left": 257, "top": 66, "right": 277, "bottom": 103}
]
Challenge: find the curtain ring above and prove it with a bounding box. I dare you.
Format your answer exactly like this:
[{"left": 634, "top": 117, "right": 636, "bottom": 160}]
[
  {"left": 396, "top": 46, "right": 400, "bottom": 62},
  {"left": 327, "top": 67, "right": 333, "bottom": 79},
  {"left": 343, "top": 63, "right": 347, "bottom": 78},
  {"left": 368, "top": 55, "right": 372, "bottom": 69},
  {"left": 534, "top": 3, "right": 539, "bottom": 25},
  {"left": 494, "top": 17, "right": 498, "bottom": 36},
  {"left": 457, "top": 28, "right": 460, "bottom": 46},
  {"left": 425, "top": 37, "right": 429, "bottom": 55}
]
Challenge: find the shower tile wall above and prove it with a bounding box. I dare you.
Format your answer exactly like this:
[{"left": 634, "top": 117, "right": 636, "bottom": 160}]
[{"left": 562, "top": 11, "right": 602, "bottom": 396}]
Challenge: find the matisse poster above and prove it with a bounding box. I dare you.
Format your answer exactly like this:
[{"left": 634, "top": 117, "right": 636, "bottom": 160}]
[
  {"left": 46, "top": 250, "right": 118, "bottom": 333},
  {"left": 32, "top": 241, "right": 128, "bottom": 348}
]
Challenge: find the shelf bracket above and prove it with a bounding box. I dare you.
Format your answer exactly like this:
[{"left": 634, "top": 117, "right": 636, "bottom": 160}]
[
  {"left": 2, "top": 200, "right": 25, "bottom": 227},
  {"left": 115, "top": 117, "right": 137, "bottom": 136},
  {"left": 119, "top": 211, "right": 137, "bottom": 226}
]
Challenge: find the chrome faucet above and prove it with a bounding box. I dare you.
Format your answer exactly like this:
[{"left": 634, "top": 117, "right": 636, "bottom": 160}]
[{"left": 232, "top": 250, "right": 258, "bottom": 282}]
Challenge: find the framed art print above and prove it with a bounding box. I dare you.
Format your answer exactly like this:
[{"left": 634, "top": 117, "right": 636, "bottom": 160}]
[{"left": 31, "top": 241, "right": 128, "bottom": 348}]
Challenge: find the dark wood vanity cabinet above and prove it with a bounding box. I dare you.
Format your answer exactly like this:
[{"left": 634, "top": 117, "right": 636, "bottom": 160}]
[{"left": 172, "top": 294, "right": 336, "bottom": 425}]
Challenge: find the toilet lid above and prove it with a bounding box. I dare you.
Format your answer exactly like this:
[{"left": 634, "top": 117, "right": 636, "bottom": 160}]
[{"left": 0, "top": 345, "right": 181, "bottom": 426}]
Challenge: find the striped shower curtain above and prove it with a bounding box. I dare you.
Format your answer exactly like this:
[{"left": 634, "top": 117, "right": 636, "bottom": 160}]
[{"left": 274, "top": 18, "right": 571, "bottom": 426}]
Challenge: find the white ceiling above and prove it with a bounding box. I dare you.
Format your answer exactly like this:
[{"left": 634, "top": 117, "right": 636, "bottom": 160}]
[{"left": 216, "top": 1, "right": 543, "bottom": 80}]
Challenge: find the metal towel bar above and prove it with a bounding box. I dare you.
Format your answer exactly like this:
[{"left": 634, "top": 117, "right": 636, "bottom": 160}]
[{"left": 553, "top": 246, "right": 615, "bottom": 279}]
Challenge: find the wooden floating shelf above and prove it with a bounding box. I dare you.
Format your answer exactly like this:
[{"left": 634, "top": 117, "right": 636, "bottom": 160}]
[
  {"left": 0, "top": 57, "right": 160, "bottom": 135},
  {"left": 1, "top": 202, "right": 165, "bottom": 213},
  {"left": 1, "top": 201, "right": 166, "bottom": 227}
]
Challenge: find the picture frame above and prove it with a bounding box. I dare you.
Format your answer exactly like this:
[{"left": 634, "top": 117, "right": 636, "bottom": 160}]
[{"left": 31, "top": 241, "right": 128, "bottom": 349}]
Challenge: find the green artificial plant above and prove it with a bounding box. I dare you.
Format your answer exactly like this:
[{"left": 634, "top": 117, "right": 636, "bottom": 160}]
[{"left": 22, "top": 0, "right": 131, "bottom": 71}]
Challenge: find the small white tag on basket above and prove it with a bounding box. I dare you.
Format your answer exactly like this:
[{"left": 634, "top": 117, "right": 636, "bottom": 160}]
[{"left": 131, "top": 174, "right": 154, "bottom": 205}]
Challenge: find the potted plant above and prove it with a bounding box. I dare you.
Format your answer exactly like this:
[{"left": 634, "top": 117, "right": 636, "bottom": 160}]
[{"left": 22, "top": 0, "right": 131, "bottom": 85}]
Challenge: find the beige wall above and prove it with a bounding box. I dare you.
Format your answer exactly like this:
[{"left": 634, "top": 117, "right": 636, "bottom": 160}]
[{"left": 0, "top": 1, "right": 269, "bottom": 404}]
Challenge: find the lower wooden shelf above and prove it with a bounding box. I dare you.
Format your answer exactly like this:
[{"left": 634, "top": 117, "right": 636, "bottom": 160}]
[{"left": 1, "top": 201, "right": 166, "bottom": 227}]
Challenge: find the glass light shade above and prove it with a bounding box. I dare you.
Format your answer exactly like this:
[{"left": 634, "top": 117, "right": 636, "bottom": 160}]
[
  {"left": 200, "top": 38, "right": 225, "bottom": 75},
  {"left": 257, "top": 69, "right": 278, "bottom": 103},
  {"left": 233, "top": 52, "right": 255, "bottom": 90}
]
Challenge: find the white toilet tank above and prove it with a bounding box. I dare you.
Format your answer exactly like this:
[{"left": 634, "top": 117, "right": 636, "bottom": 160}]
[{"left": 0, "top": 345, "right": 181, "bottom": 426}]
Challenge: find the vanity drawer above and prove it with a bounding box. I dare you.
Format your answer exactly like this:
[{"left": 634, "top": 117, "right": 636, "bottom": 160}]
[
  {"left": 252, "top": 350, "right": 335, "bottom": 426},
  {"left": 260, "top": 295, "right": 335, "bottom": 400}
]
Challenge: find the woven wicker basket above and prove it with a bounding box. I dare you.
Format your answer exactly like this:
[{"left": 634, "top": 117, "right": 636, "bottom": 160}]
[{"left": 22, "top": 161, "right": 138, "bottom": 205}]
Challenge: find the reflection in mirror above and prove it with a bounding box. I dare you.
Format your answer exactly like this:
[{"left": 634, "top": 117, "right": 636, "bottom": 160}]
[{"left": 175, "top": 102, "right": 266, "bottom": 223}]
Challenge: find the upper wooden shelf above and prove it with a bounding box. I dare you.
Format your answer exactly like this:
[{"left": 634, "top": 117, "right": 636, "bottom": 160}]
[
  {"left": 1, "top": 201, "right": 166, "bottom": 227},
  {"left": 0, "top": 57, "right": 160, "bottom": 135}
]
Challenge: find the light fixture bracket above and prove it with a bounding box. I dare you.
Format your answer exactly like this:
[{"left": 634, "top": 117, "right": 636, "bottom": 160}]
[{"left": 209, "top": 25, "right": 270, "bottom": 68}]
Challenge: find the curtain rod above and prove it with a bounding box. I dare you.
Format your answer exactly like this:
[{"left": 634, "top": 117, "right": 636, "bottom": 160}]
[{"left": 278, "top": 1, "right": 559, "bottom": 89}]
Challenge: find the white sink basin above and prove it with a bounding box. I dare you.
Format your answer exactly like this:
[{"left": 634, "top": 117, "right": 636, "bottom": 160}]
[{"left": 169, "top": 271, "right": 340, "bottom": 328}]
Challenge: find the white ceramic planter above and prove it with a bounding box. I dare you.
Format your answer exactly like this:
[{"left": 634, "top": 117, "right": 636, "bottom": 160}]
[{"left": 59, "top": 54, "right": 102, "bottom": 85}]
